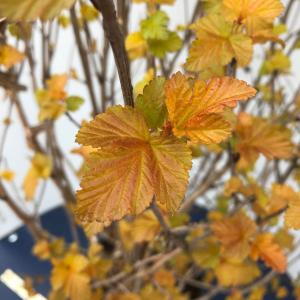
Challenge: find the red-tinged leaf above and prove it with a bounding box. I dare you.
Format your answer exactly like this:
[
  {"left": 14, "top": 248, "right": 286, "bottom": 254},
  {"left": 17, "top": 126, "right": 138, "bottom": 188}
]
[
  {"left": 75, "top": 147, "right": 154, "bottom": 225},
  {"left": 250, "top": 233, "right": 287, "bottom": 273},
  {"left": 211, "top": 211, "right": 257, "bottom": 261},
  {"left": 151, "top": 136, "right": 192, "bottom": 212},
  {"left": 164, "top": 72, "right": 256, "bottom": 144},
  {"left": 75, "top": 106, "right": 191, "bottom": 226},
  {"left": 76, "top": 105, "right": 150, "bottom": 148}
]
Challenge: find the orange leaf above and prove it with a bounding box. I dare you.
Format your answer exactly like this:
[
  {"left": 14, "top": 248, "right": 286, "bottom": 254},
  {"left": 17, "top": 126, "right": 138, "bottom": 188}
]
[
  {"left": 284, "top": 188, "right": 300, "bottom": 229},
  {"left": 211, "top": 211, "right": 257, "bottom": 261},
  {"left": 250, "top": 233, "right": 287, "bottom": 273},
  {"left": 151, "top": 136, "right": 192, "bottom": 212},
  {"left": 46, "top": 74, "right": 68, "bottom": 100},
  {"left": 165, "top": 72, "right": 256, "bottom": 144},
  {"left": 0, "top": 0, "right": 76, "bottom": 21},
  {"left": 223, "top": 0, "right": 284, "bottom": 26},
  {"left": 51, "top": 253, "right": 91, "bottom": 300},
  {"left": 76, "top": 106, "right": 150, "bottom": 148},
  {"left": 266, "top": 184, "right": 291, "bottom": 215},
  {"left": 75, "top": 106, "right": 191, "bottom": 225},
  {"left": 185, "top": 14, "right": 253, "bottom": 71},
  {"left": 0, "top": 44, "right": 24, "bottom": 68},
  {"left": 215, "top": 259, "right": 260, "bottom": 287},
  {"left": 236, "top": 112, "right": 293, "bottom": 168}
]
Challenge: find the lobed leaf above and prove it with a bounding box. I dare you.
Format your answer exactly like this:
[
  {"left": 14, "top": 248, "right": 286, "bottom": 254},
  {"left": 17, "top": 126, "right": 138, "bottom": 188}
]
[
  {"left": 250, "top": 233, "right": 287, "bottom": 273},
  {"left": 76, "top": 105, "right": 150, "bottom": 148},
  {"left": 151, "top": 136, "right": 192, "bottom": 212},
  {"left": 236, "top": 112, "right": 293, "bottom": 169},
  {"left": 215, "top": 260, "right": 260, "bottom": 287},
  {"left": 185, "top": 14, "right": 253, "bottom": 71},
  {"left": 75, "top": 146, "right": 154, "bottom": 225},
  {"left": 140, "top": 11, "right": 169, "bottom": 40},
  {"left": 284, "top": 189, "right": 300, "bottom": 230},
  {"left": 75, "top": 106, "right": 191, "bottom": 225},
  {"left": 0, "top": 0, "right": 75, "bottom": 21},
  {"left": 212, "top": 211, "right": 257, "bottom": 261},
  {"left": 223, "top": 0, "right": 284, "bottom": 25},
  {"left": 148, "top": 31, "right": 182, "bottom": 58},
  {"left": 165, "top": 72, "right": 256, "bottom": 144}
]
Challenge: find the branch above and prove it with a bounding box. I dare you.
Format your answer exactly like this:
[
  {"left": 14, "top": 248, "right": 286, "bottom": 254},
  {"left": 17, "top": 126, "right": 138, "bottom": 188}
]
[
  {"left": 180, "top": 156, "right": 230, "bottom": 212},
  {"left": 70, "top": 7, "right": 99, "bottom": 116},
  {"left": 0, "top": 181, "right": 48, "bottom": 240},
  {"left": 91, "top": 0, "right": 134, "bottom": 107}
]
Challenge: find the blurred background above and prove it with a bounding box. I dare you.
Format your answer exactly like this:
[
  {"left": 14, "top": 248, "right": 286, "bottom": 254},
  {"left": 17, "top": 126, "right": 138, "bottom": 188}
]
[{"left": 1, "top": 0, "right": 300, "bottom": 298}]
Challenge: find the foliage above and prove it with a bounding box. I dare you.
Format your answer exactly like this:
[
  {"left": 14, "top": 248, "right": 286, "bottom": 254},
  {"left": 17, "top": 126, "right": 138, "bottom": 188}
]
[{"left": 0, "top": 0, "right": 300, "bottom": 299}]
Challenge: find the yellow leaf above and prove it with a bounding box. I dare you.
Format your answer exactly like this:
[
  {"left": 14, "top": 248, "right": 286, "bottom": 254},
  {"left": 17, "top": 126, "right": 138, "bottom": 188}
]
[
  {"left": 223, "top": 0, "right": 284, "bottom": 45},
  {"left": 260, "top": 51, "right": 291, "bottom": 75},
  {"left": 33, "top": 239, "right": 65, "bottom": 260},
  {"left": 119, "top": 210, "right": 161, "bottom": 250},
  {"left": 51, "top": 253, "right": 91, "bottom": 300},
  {"left": 133, "top": 0, "right": 174, "bottom": 4},
  {"left": 274, "top": 229, "right": 294, "bottom": 250},
  {"left": 0, "top": 169, "right": 15, "bottom": 181},
  {"left": 75, "top": 106, "right": 191, "bottom": 225},
  {"left": 23, "top": 153, "right": 52, "bottom": 200},
  {"left": 197, "top": 65, "right": 225, "bottom": 81},
  {"left": 87, "top": 242, "right": 102, "bottom": 261},
  {"left": 76, "top": 105, "right": 151, "bottom": 148},
  {"left": 0, "top": 45, "right": 24, "bottom": 68},
  {"left": 202, "top": 0, "right": 223, "bottom": 14},
  {"left": 58, "top": 15, "right": 70, "bottom": 28},
  {"left": 165, "top": 72, "right": 256, "bottom": 144},
  {"left": 36, "top": 74, "right": 68, "bottom": 121},
  {"left": 154, "top": 269, "right": 175, "bottom": 288},
  {"left": 107, "top": 293, "right": 141, "bottom": 300},
  {"left": 134, "top": 68, "right": 154, "bottom": 97},
  {"left": 265, "top": 184, "right": 292, "bottom": 216},
  {"left": 248, "top": 287, "right": 266, "bottom": 300},
  {"left": 46, "top": 74, "right": 68, "bottom": 100},
  {"left": 215, "top": 259, "right": 260, "bottom": 286},
  {"left": 235, "top": 112, "right": 293, "bottom": 169},
  {"left": 150, "top": 135, "right": 192, "bottom": 212},
  {"left": 119, "top": 220, "right": 135, "bottom": 251},
  {"left": 276, "top": 287, "right": 287, "bottom": 298},
  {"left": 140, "top": 284, "right": 165, "bottom": 299},
  {"left": 37, "top": 97, "right": 66, "bottom": 121},
  {"left": 129, "top": 210, "right": 161, "bottom": 243},
  {"left": 185, "top": 14, "right": 252, "bottom": 71},
  {"left": 125, "top": 32, "right": 148, "bottom": 60},
  {"left": 86, "top": 243, "right": 112, "bottom": 280},
  {"left": 248, "top": 21, "right": 285, "bottom": 45},
  {"left": 223, "top": 176, "right": 243, "bottom": 197},
  {"left": 0, "top": 0, "right": 76, "bottom": 21},
  {"left": 250, "top": 233, "right": 287, "bottom": 273},
  {"left": 192, "top": 236, "right": 220, "bottom": 269},
  {"left": 80, "top": 3, "right": 99, "bottom": 22},
  {"left": 23, "top": 168, "right": 39, "bottom": 200},
  {"left": 284, "top": 188, "right": 300, "bottom": 229},
  {"left": 80, "top": 220, "right": 104, "bottom": 237},
  {"left": 223, "top": 0, "right": 284, "bottom": 28},
  {"left": 211, "top": 211, "right": 257, "bottom": 261},
  {"left": 31, "top": 152, "right": 53, "bottom": 178}
]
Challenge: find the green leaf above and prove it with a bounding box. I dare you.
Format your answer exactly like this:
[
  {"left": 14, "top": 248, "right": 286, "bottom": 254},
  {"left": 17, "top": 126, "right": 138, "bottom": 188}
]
[
  {"left": 66, "top": 96, "right": 84, "bottom": 112},
  {"left": 148, "top": 31, "right": 182, "bottom": 58},
  {"left": 141, "top": 11, "right": 169, "bottom": 40},
  {"left": 136, "top": 77, "right": 167, "bottom": 129}
]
